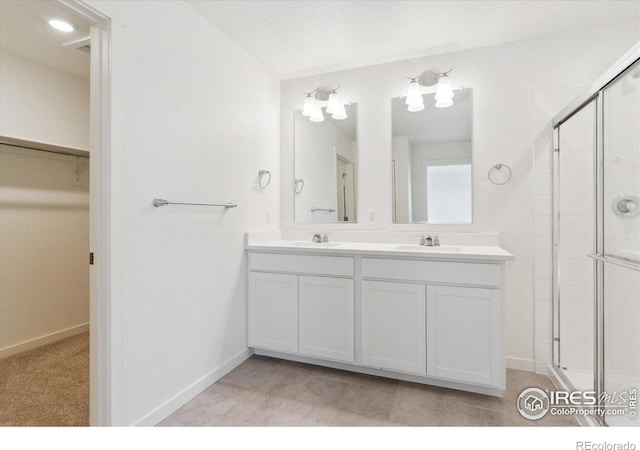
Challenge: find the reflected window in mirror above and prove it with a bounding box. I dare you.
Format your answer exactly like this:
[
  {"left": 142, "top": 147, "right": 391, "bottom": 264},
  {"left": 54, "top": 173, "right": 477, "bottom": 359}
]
[
  {"left": 391, "top": 88, "right": 472, "bottom": 224},
  {"left": 294, "top": 104, "right": 358, "bottom": 223}
]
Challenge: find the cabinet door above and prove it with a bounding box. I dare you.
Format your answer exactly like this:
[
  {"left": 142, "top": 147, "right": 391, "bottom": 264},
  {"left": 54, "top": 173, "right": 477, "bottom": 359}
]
[
  {"left": 361, "top": 281, "right": 426, "bottom": 374},
  {"left": 248, "top": 272, "right": 298, "bottom": 352},
  {"left": 426, "top": 285, "right": 502, "bottom": 387},
  {"left": 299, "top": 276, "right": 355, "bottom": 362}
]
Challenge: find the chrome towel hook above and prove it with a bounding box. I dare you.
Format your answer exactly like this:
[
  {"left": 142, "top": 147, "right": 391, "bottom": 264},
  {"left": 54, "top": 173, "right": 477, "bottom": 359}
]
[
  {"left": 488, "top": 163, "right": 512, "bottom": 185},
  {"left": 258, "top": 170, "right": 271, "bottom": 190}
]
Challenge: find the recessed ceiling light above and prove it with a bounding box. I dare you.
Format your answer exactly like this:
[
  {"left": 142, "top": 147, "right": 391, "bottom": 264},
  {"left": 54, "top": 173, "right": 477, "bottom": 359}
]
[{"left": 49, "top": 19, "right": 74, "bottom": 33}]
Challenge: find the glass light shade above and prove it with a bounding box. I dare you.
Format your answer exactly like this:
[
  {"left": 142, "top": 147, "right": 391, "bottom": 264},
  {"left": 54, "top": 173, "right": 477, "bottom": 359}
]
[
  {"left": 435, "top": 75, "right": 454, "bottom": 100},
  {"left": 309, "top": 107, "right": 324, "bottom": 122},
  {"left": 302, "top": 95, "right": 315, "bottom": 117},
  {"left": 435, "top": 97, "right": 454, "bottom": 108},
  {"left": 407, "top": 101, "right": 425, "bottom": 112},
  {"left": 326, "top": 92, "right": 340, "bottom": 114},
  {"left": 331, "top": 104, "right": 347, "bottom": 120},
  {"left": 49, "top": 19, "right": 74, "bottom": 32},
  {"left": 406, "top": 80, "right": 423, "bottom": 106}
]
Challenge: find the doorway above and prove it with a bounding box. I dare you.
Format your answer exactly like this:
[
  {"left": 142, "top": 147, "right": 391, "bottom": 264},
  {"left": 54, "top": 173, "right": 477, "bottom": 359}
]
[{"left": 0, "top": 0, "right": 111, "bottom": 426}]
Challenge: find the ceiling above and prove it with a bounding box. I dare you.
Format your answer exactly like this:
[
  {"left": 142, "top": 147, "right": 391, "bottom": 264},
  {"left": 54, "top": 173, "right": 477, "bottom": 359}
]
[
  {"left": 0, "top": 1, "right": 91, "bottom": 79},
  {"left": 392, "top": 89, "right": 472, "bottom": 144},
  {"left": 190, "top": 0, "right": 640, "bottom": 80}
]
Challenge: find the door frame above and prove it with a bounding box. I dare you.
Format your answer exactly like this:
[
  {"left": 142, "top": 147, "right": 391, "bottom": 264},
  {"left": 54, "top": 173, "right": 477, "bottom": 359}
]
[{"left": 58, "top": 0, "right": 114, "bottom": 426}]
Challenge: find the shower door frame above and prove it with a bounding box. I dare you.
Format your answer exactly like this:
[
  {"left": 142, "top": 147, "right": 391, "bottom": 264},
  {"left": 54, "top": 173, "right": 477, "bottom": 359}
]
[
  {"left": 551, "top": 42, "right": 640, "bottom": 427},
  {"left": 552, "top": 95, "right": 599, "bottom": 423}
]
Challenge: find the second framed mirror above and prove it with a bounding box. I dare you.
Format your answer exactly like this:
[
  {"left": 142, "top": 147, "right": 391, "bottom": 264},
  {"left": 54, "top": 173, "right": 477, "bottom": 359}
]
[{"left": 392, "top": 88, "right": 473, "bottom": 224}]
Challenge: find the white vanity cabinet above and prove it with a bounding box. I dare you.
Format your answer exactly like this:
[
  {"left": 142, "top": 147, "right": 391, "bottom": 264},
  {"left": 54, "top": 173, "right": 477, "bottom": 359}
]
[
  {"left": 361, "top": 281, "right": 426, "bottom": 375},
  {"left": 247, "top": 252, "right": 356, "bottom": 363},
  {"left": 299, "top": 276, "right": 355, "bottom": 362},
  {"left": 248, "top": 272, "right": 299, "bottom": 353},
  {"left": 426, "top": 285, "right": 502, "bottom": 386},
  {"left": 246, "top": 244, "right": 511, "bottom": 397}
]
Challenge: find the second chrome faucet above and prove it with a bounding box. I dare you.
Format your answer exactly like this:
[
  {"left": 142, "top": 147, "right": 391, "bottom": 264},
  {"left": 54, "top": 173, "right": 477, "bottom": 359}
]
[
  {"left": 415, "top": 235, "right": 440, "bottom": 246},
  {"left": 312, "top": 233, "right": 330, "bottom": 243}
]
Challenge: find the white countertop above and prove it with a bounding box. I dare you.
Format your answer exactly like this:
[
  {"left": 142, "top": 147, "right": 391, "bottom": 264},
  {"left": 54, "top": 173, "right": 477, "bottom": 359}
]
[{"left": 246, "top": 240, "right": 514, "bottom": 262}]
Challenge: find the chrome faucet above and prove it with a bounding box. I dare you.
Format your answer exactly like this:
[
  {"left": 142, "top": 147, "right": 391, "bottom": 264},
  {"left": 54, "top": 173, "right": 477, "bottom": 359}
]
[
  {"left": 312, "top": 233, "right": 322, "bottom": 243},
  {"left": 415, "top": 235, "right": 433, "bottom": 246},
  {"left": 322, "top": 233, "right": 329, "bottom": 243},
  {"left": 433, "top": 236, "right": 440, "bottom": 246}
]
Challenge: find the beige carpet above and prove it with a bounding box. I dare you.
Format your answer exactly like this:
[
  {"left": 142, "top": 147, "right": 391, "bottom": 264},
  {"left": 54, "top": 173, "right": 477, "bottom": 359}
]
[{"left": 0, "top": 332, "right": 89, "bottom": 426}]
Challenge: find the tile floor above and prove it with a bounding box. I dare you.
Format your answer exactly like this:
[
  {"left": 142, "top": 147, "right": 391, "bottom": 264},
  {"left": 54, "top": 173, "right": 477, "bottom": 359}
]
[{"left": 159, "top": 355, "right": 578, "bottom": 427}]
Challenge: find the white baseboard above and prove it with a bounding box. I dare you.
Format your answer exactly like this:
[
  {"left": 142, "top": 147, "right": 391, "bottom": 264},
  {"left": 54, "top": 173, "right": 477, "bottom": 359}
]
[
  {"left": 0, "top": 322, "right": 89, "bottom": 359},
  {"left": 132, "top": 347, "right": 253, "bottom": 427},
  {"left": 506, "top": 356, "right": 535, "bottom": 372},
  {"left": 535, "top": 363, "right": 550, "bottom": 375}
]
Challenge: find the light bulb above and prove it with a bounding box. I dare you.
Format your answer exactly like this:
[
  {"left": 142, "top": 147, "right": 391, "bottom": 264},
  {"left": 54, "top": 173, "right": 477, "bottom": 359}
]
[
  {"left": 435, "top": 74, "right": 454, "bottom": 100},
  {"left": 49, "top": 19, "right": 74, "bottom": 32},
  {"left": 435, "top": 97, "right": 453, "bottom": 108},
  {"left": 302, "top": 94, "right": 315, "bottom": 117},
  {"left": 406, "top": 79, "right": 423, "bottom": 106},
  {"left": 326, "top": 92, "right": 340, "bottom": 114},
  {"left": 309, "top": 107, "right": 324, "bottom": 122},
  {"left": 331, "top": 104, "right": 347, "bottom": 120},
  {"left": 407, "top": 101, "right": 425, "bottom": 112}
]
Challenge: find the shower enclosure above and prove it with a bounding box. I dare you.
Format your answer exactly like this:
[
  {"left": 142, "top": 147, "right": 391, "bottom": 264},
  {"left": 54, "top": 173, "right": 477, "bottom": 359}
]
[{"left": 552, "top": 44, "right": 639, "bottom": 427}]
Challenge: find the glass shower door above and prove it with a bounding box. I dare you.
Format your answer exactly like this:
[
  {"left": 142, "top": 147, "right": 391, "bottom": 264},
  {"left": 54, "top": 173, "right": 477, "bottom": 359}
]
[
  {"left": 601, "top": 60, "right": 640, "bottom": 427},
  {"left": 555, "top": 100, "right": 597, "bottom": 393}
]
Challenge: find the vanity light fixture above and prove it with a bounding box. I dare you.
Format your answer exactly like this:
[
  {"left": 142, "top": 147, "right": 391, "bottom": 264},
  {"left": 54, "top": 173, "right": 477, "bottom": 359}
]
[
  {"left": 405, "top": 69, "right": 455, "bottom": 111},
  {"left": 406, "top": 78, "right": 425, "bottom": 112},
  {"left": 302, "top": 93, "right": 315, "bottom": 117},
  {"left": 301, "top": 87, "right": 348, "bottom": 122},
  {"left": 435, "top": 73, "right": 454, "bottom": 108},
  {"left": 309, "top": 107, "right": 325, "bottom": 123},
  {"left": 49, "top": 19, "right": 74, "bottom": 33}
]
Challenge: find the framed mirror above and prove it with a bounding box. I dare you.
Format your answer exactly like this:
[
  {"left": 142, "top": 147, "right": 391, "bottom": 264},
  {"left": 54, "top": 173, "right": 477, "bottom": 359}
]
[
  {"left": 391, "top": 88, "right": 472, "bottom": 224},
  {"left": 294, "top": 104, "right": 358, "bottom": 223}
]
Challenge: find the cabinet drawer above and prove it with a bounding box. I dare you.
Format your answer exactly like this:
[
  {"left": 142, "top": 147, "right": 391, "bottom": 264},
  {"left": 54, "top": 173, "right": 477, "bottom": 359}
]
[
  {"left": 361, "top": 258, "right": 501, "bottom": 287},
  {"left": 249, "top": 252, "right": 354, "bottom": 277}
]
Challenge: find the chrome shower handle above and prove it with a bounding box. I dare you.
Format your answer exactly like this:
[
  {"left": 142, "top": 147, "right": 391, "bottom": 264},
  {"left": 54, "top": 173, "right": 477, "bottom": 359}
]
[{"left": 613, "top": 194, "right": 640, "bottom": 218}]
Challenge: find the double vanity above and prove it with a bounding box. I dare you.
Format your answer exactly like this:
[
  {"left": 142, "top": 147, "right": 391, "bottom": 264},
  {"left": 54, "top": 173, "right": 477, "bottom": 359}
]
[{"left": 246, "top": 232, "right": 514, "bottom": 397}]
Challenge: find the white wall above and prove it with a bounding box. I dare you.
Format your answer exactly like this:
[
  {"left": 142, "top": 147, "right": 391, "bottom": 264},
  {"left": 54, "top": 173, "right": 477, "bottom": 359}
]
[
  {"left": 409, "top": 141, "right": 472, "bottom": 223},
  {"left": 0, "top": 50, "right": 89, "bottom": 150},
  {"left": 87, "top": 0, "right": 280, "bottom": 426},
  {"left": 0, "top": 145, "right": 90, "bottom": 357},
  {"left": 281, "top": 21, "right": 639, "bottom": 371}
]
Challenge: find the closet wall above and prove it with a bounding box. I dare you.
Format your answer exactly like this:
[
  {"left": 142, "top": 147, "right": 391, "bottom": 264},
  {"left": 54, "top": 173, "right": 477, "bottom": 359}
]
[
  {"left": 0, "top": 50, "right": 90, "bottom": 151},
  {"left": 0, "top": 50, "right": 90, "bottom": 358}
]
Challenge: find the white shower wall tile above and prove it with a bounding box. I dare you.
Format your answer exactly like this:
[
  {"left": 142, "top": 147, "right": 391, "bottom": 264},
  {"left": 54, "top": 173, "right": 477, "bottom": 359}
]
[
  {"left": 535, "top": 151, "right": 553, "bottom": 174},
  {"left": 535, "top": 236, "right": 553, "bottom": 260},
  {"left": 535, "top": 321, "right": 553, "bottom": 345},
  {"left": 534, "top": 194, "right": 553, "bottom": 216}
]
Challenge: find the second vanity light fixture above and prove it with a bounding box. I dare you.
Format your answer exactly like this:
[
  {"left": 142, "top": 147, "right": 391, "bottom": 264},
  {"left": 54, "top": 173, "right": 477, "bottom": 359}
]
[
  {"left": 302, "top": 87, "right": 347, "bottom": 122},
  {"left": 406, "top": 69, "right": 455, "bottom": 111}
]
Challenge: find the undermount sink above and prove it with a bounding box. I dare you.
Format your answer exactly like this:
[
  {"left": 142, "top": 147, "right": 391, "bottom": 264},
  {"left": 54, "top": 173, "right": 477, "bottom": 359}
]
[
  {"left": 292, "top": 242, "right": 341, "bottom": 248},
  {"left": 395, "top": 245, "right": 462, "bottom": 252}
]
